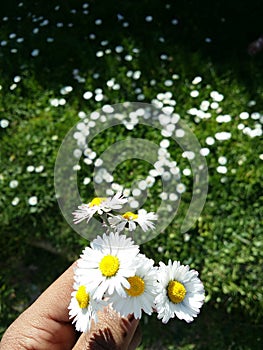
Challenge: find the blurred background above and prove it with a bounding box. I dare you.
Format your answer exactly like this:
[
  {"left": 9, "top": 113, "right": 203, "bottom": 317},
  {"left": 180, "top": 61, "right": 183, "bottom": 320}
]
[{"left": 0, "top": 0, "right": 262, "bottom": 349}]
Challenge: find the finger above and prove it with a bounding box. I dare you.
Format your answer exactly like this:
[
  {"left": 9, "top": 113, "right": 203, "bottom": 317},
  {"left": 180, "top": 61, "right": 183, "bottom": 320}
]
[
  {"left": 72, "top": 308, "right": 140, "bottom": 350},
  {"left": 30, "top": 261, "right": 77, "bottom": 322},
  {"left": 128, "top": 323, "right": 142, "bottom": 350},
  {"left": 122, "top": 314, "right": 141, "bottom": 349},
  {"left": 0, "top": 263, "right": 77, "bottom": 350}
]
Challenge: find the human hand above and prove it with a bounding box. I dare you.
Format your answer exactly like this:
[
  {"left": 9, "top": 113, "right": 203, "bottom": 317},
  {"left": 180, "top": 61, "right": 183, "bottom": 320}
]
[{"left": 0, "top": 263, "right": 141, "bottom": 350}]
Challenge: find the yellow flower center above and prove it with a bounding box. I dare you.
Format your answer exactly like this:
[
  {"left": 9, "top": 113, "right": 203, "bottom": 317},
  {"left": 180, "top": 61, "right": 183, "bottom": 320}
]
[
  {"left": 122, "top": 211, "right": 139, "bottom": 220},
  {"left": 76, "top": 285, "right": 89, "bottom": 309},
  {"left": 89, "top": 197, "right": 106, "bottom": 207},
  {"left": 167, "top": 280, "right": 186, "bottom": 304},
  {"left": 99, "top": 255, "right": 120, "bottom": 277},
  {"left": 125, "top": 276, "right": 145, "bottom": 297}
]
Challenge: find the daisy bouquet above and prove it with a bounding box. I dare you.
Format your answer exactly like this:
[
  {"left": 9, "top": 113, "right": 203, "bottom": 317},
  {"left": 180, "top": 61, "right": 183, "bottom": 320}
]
[{"left": 69, "top": 192, "right": 205, "bottom": 332}]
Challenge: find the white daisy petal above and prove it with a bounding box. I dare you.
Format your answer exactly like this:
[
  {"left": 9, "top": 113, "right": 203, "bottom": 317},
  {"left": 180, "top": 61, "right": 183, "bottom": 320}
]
[
  {"left": 72, "top": 192, "right": 128, "bottom": 224},
  {"left": 75, "top": 232, "right": 139, "bottom": 298},
  {"left": 68, "top": 283, "right": 105, "bottom": 332},
  {"left": 155, "top": 260, "right": 205, "bottom": 323},
  {"left": 108, "top": 210, "right": 158, "bottom": 233},
  {"left": 110, "top": 254, "right": 158, "bottom": 319}
]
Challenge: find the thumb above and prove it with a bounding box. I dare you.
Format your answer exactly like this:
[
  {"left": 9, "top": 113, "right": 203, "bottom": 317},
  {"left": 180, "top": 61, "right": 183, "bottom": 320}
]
[{"left": 72, "top": 307, "right": 141, "bottom": 350}]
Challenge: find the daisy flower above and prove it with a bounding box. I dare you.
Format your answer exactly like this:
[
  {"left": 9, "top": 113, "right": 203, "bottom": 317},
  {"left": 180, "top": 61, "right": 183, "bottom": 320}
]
[
  {"left": 68, "top": 281, "right": 105, "bottom": 332},
  {"left": 75, "top": 232, "right": 139, "bottom": 299},
  {"left": 155, "top": 260, "right": 205, "bottom": 323},
  {"left": 108, "top": 209, "right": 158, "bottom": 232},
  {"left": 110, "top": 254, "right": 158, "bottom": 319},
  {"left": 72, "top": 191, "right": 127, "bottom": 224}
]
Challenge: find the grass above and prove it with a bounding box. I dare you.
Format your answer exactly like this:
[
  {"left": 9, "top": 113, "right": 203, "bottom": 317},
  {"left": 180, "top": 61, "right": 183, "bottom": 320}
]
[
  {"left": 1, "top": 245, "right": 262, "bottom": 349},
  {"left": 0, "top": 0, "right": 263, "bottom": 348}
]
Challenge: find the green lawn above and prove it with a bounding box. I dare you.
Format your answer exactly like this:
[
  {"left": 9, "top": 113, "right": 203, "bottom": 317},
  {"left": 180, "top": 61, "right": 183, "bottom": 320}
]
[{"left": 0, "top": 0, "right": 262, "bottom": 348}]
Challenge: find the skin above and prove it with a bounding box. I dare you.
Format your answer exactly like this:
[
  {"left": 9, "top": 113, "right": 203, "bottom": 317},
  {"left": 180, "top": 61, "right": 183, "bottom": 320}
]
[{"left": 0, "top": 263, "right": 141, "bottom": 350}]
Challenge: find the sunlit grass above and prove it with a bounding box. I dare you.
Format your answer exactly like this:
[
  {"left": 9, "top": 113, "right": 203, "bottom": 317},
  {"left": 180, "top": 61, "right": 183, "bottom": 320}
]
[{"left": 0, "top": 0, "right": 262, "bottom": 348}]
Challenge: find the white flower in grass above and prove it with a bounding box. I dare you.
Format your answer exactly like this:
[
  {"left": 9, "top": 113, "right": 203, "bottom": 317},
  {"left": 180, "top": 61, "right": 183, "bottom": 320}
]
[
  {"left": 68, "top": 282, "right": 105, "bottom": 332},
  {"left": 108, "top": 209, "right": 158, "bottom": 232},
  {"left": 76, "top": 232, "right": 139, "bottom": 299},
  {"left": 72, "top": 191, "right": 127, "bottom": 224},
  {"left": 110, "top": 254, "right": 158, "bottom": 319},
  {"left": 155, "top": 260, "right": 205, "bottom": 324}
]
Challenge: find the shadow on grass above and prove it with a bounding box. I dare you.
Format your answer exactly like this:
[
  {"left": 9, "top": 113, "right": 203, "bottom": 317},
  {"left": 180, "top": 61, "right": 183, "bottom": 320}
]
[
  {"left": 140, "top": 304, "right": 263, "bottom": 350},
  {"left": 1, "top": 245, "right": 262, "bottom": 349},
  {"left": 0, "top": 0, "right": 263, "bottom": 93}
]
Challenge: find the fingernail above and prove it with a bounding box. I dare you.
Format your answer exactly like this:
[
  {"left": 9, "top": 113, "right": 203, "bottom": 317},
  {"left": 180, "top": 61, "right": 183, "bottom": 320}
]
[{"left": 128, "top": 314, "right": 135, "bottom": 322}]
